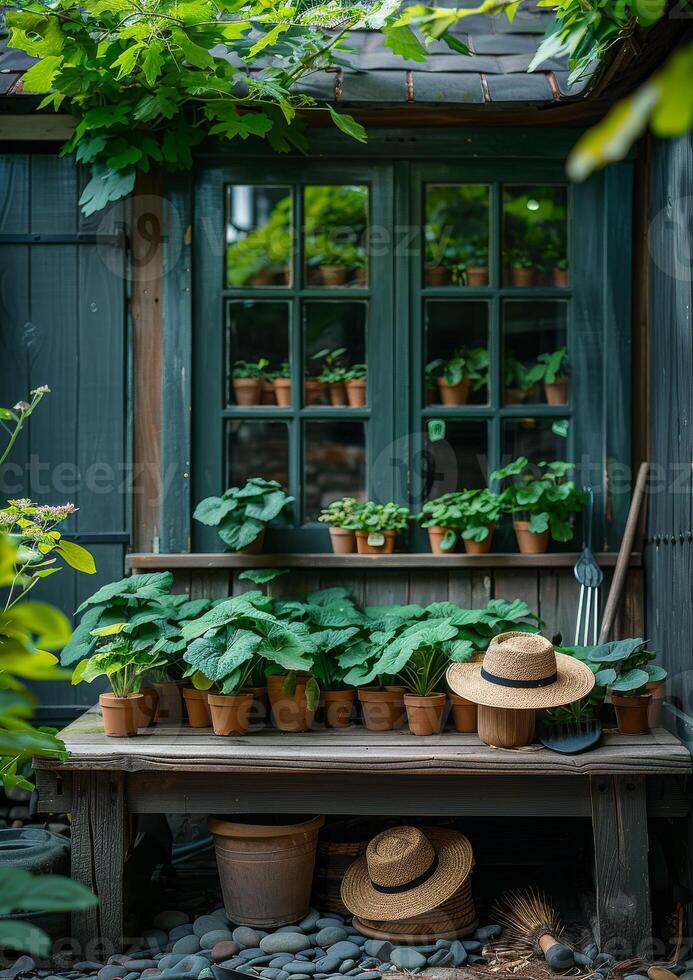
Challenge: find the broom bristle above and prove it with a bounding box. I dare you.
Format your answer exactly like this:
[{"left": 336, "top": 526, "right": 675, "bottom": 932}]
[{"left": 492, "top": 888, "right": 564, "bottom": 955}]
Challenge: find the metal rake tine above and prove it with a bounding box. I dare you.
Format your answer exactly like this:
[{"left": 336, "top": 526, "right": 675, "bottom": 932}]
[
  {"left": 592, "top": 588, "right": 599, "bottom": 645},
  {"left": 583, "top": 588, "right": 592, "bottom": 647},
  {"left": 575, "top": 585, "right": 585, "bottom": 645}
]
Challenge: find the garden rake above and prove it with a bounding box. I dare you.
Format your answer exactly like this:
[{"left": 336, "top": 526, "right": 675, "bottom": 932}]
[{"left": 573, "top": 487, "right": 603, "bottom": 646}]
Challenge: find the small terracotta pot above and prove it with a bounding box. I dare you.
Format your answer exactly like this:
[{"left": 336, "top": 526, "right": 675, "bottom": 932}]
[
  {"left": 261, "top": 380, "right": 276, "bottom": 405},
  {"left": 183, "top": 688, "right": 212, "bottom": 728},
  {"left": 246, "top": 685, "right": 269, "bottom": 729},
  {"left": 345, "top": 379, "right": 367, "bottom": 407},
  {"left": 152, "top": 680, "right": 185, "bottom": 724},
  {"left": 513, "top": 520, "right": 549, "bottom": 555},
  {"left": 504, "top": 387, "right": 527, "bottom": 405},
  {"left": 612, "top": 693, "right": 651, "bottom": 735},
  {"left": 329, "top": 382, "right": 348, "bottom": 407},
  {"left": 358, "top": 688, "right": 406, "bottom": 732},
  {"left": 320, "top": 265, "right": 349, "bottom": 287},
  {"left": 138, "top": 686, "right": 159, "bottom": 726},
  {"left": 510, "top": 267, "right": 536, "bottom": 288},
  {"left": 267, "top": 674, "right": 315, "bottom": 733},
  {"left": 425, "top": 264, "right": 449, "bottom": 287},
  {"left": 329, "top": 526, "right": 356, "bottom": 554},
  {"left": 273, "top": 378, "right": 292, "bottom": 407},
  {"left": 404, "top": 693, "right": 447, "bottom": 736},
  {"left": 463, "top": 526, "right": 495, "bottom": 554},
  {"left": 322, "top": 689, "right": 356, "bottom": 728},
  {"left": 449, "top": 694, "right": 478, "bottom": 733},
  {"left": 233, "top": 378, "right": 262, "bottom": 406},
  {"left": 545, "top": 378, "right": 569, "bottom": 405},
  {"left": 647, "top": 681, "right": 665, "bottom": 728},
  {"left": 355, "top": 530, "right": 396, "bottom": 555},
  {"left": 238, "top": 527, "right": 266, "bottom": 555},
  {"left": 208, "top": 693, "right": 254, "bottom": 736},
  {"left": 436, "top": 377, "right": 470, "bottom": 406},
  {"left": 553, "top": 268, "right": 569, "bottom": 288},
  {"left": 466, "top": 266, "right": 488, "bottom": 287},
  {"left": 305, "top": 380, "right": 325, "bottom": 405},
  {"left": 100, "top": 693, "right": 143, "bottom": 738},
  {"left": 477, "top": 704, "right": 536, "bottom": 748},
  {"left": 427, "top": 526, "right": 457, "bottom": 555}
]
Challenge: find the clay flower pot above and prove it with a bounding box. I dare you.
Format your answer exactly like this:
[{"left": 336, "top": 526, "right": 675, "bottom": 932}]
[
  {"left": 329, "top": 526, "right": 356, "bottom": 554},
  {"left": 355, "top": 530, "right": 396, "bottom": 555},
  {"left": 612, "top": 693, "right": 651, "bottom": 735},
  {"left": 329, "top": 382, "right": 348, "bottom": 407},
  {"left": 267, "top": 674, "right": 315, "bottom": 733},
  {"left": 138, "top": 686, "right": 159, "bottom": 726},
  {"left": 208, "top": 692, "right": 254, "bottom": 736},
  {"left": 183, "top": 688, "right": 212, "bottom": 728},
  {"left": 510, "top": 267, "right": 536, "bottom": 288},
  {"left": 545, "top": 378, "right": 569, "bottom": 405},
  {"left": 477, "top": 704, "right": 536, "bottom": 748},
  {"left": 647, "top": 680, "right": 665, "bottom": 728},
  {"left": 322, "top": 689, "right": 356, "bottom": 728},
  {"left": 246, "top": 686, "right": 269, "bottom": 729},
  {"left": 436, "top": 377, "right": 470, "bottom": 406},
  {"left": 273, "top": 378, "right": 292, "bottom": 407},
  {"left": 305, "top": 380, "right": 325, "bottom": 405},
  {"left": 238, "top": 527, "right": 265, "bottom": 555},
  {"left": 552, "top": 268, "right": 569, "bottom": 288},
  {"left": 100, "top": 692, "right": 143, "bottom": 738},
  {"left": 465, "top": 266, "right": 488, "bottom": 287},
  {"left": 358, "top": 688, "right": 406, "bottom": 731},
  {"left": 463, "top": 526, "right": 495, "bottom": 554},
  {"left": 320, "top": 265, "right": 349, "bottom": 287},
  {"left": 513, "top": 520, "right": 549, "bottom": 555},
  {"left": 449, "top": 694, "right": 478, "bottom": 733},
  {"left": 345, "top": 379, "right": 367, "bottom": 407},
  {"left": 427, "top": 526, "right": 457, "bottom": 555},
  {"left": 152, "top": 680, "right": 185, "bottom": 724},
  {"left": 404, "top": 693, "right": 447, "bottom": 736},
  {"left": 261, "top": 380, "right": 276, "bottom": 405},
  {"left": 425, "top": 264, "right": 449, "bottom": 287},
  {"left": 233, "top": 378, "right": 262, "bottom": 406}
]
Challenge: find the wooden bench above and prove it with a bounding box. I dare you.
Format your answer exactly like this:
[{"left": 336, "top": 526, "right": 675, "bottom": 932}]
[{"left": 35, "top": 708, "right": 691, "bottom": 957}]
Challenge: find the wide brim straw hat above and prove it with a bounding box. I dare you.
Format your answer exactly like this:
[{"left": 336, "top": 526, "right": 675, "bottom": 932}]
[
  {"left": 341, "top": 826, "right": 473, "bottom": 920},
  {"left": 352, "top": 876, "right": 478, "bottom": 941},
  {"left": 447, "top": 630, "right": 595, "bottom": 710}
]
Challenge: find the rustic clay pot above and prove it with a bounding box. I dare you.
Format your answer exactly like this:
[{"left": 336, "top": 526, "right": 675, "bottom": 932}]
[
  {"left": 449, "top": 694, "right": 478, "bottom": 733},
  {"left": 329, "top": 382, "right": 348, "bottom": 407},
  {"left": 246, "top": 686, "right": 269, "bottom": 729},
  {"left": 647, "top": 680, "right": 665, "bottom": 728},
  {"left": 233, "top": 378, "right": 262, "bottom": 406},
  {"left": 612, "top": 693, "right": 651, "bottom": 735},
  {"left": 305, "top": 380, "right": 325, "bottom": 405},
  {"left": 552, "top": 268, "right": 569, "bottom": 288},
  {"left": 329, "top": 527, "right": 356, "bottom": 554},
  {"left": 267, "top": 674, "right": 315, "bottom": 733},
  {"left": 238, "top": 527, "right": 265, "bottom": 555},
  {"left": 513, "top": 521, "right": 549, "bottom": 555},
  {"left": 436, "top": 377, "right": 470, "bottom": 406},
  {"left": 358, "top": 688, "right": 406, "bottom": 731},
  {"left": 208, "top": 692, "right": 254, "bottom": 736},
  {"left": 510, "top": 267, "right": 536, "bottom": 288},
  {"left": 355, "top": 530, "right": 396, "bottom": 555},
  {"left": 322, "top": 689, "right": 356, "bottom": 728},
  {"left": 273, "top": 378, "right": 292, "bottom": 407},
  {"left": 261, "top": 380, "right": 276, "bottom": 405},
  {"left": 183, "top": 688, "right": 212, "bottom": 728},
  {"left": 345, "top": 379, "right": 367, "bottom": 407},
  {"left": 100, "top": 693, "right": 143, "bottom": 738},
  {"left": 320, "top": 265, "right": 349, "bottom": 287},
  {"left": 545, "top": 378, "right": 569, "bottom": 405},
  {"left": 427, "top": 526, "right": 457, "bottom": 555},
  {"left": 152, "top": 680, "right": 185, "bottom": 724},
  {"left": 404, "top": 693, "right": 447, "bottom": 736},
  {"left": 138, "top": 686, "right": 159, "bottom": 726},
  {"left": 425, "top": 264, "right": 449, "bottom": 287},
  {"left": 477, "top": 704, "right": 536, "bottom": 748},
  {"left": 466, "top": 266, "right": 488, "bottom": 287},
  {"left": 463, "top": 526, "right": 495, "bottom": 554}
]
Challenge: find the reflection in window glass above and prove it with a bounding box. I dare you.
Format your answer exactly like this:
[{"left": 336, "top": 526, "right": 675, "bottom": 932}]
[
  {"left": 503, "top": 185, "right": 568, "bottom": 288},
  {"left": 424, "top": 185, "right": 490, "bottom": 287},
  {"left": 226, "top": 421, "right": 290, "bottom": 492},
  {"left": 422, "top": 420, "right": 488, "bottom": 499},
  {"left": 424, "top": 301, "right": 489, "bottom": 406},
  {"left": 503, "top": 301, "right": 568, "bottom": 406},
  {"left": 502, "top": 417, "right": 569, "bottom": 466},
  {"left": 303, "top": 421, "right": 366, "bottom": 521},
  {"left": 226, "top": 186, "right": 292, "bottom": 287},
  {"left": 304, "top": 186, "right": 368, "bottom": 287},
  {"left": 227, "top": 302, "right": 290, "bottom": 407},
  {"left": 303, "top": 302, "right": 367, "bottom": 407}
]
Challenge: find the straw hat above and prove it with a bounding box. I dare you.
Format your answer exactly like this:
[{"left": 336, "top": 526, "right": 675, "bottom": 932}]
[
  {"left": 341, "top": 826, "right": 473, "bottom": 920},
  {"left": 353, "top": 876, "right": 478, "bottom": 941},
  {"left": 446, "top": 631, "right": 595, "bottom": 710}
]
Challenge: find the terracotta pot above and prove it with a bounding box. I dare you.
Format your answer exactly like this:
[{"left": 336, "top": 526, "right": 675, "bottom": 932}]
[
  {"left": 305, "top": 380, "right": 325, "bottom": 405},
  {"left": 345, "top": 379, "right": 367, "bottom": 407},
  {"left": 436, "top": 377, "right": 471, "bottom": 406},
  {"left": 322, "top": 689, "right": 356, "bottom": 728},
  {"left": 463, "top": 526, "right": 495, "bottom": 554},
  {"left": 358, "top": 688, "right": 406, "bottom": 732},
  {"left": 329, "top": 526, "right": 356, "bottom": 554},
  {"left": 246, "top": 686, "right": 269, "bottom": 729},
  {"left": 449, "top": 694, "right": 478, "bottom": 733},
  {"left": 273, "top": 378, "right": 292, "bottom": 407},
  {"left": 504, "top": 387, "right": 526, "bottom": 405},
  {"left": 425, "top": 264, "right": 449, "bottom": 287},
  {"left": 233, "top": 377, "right": 262, "bottom": 406},
  {"left": 238, "top": 527, "right": 265, "bottom": 555},
  {"left": 329, "top": 382, "right": 348, "bottom": 407},
  {"left": 466, "top": 266, "right": 488, "bottom": 287},
  {"left": 510, "top": 267, "right": 536, "bottom": 288},
  {"left": 427, "top": 526, "right": 457, "bottom": 555},
  {"left": 477, "top": 704, "right": 536, "bottom": 748},
  {"left": 261, "top": 380, "right": 276, "bottom": 405},
  {"left": 612, "top": 693, "right": 651, "bottom": 735},
  {"left": 513, "top": 520, "right": 549, "bottom": 555},
  {"left": 545, "top": 378, "right": 569, "bottom": 405},
  {"left": 152, "top": 680, "right": 185, "bottom": 724},
  {"left": 183, "top": 688, "right": 212, "bottom": 728},
  {"left": 552, "top": 268, "right": 569, "bottom": 288},
  {"left": 208, "top": 692, "right": 254, "bottom": 736},
  {"left": 100, "top": 693, "right": 143, "bottom": 738},
  {"left": 647, "top": 681, "right": 665, "bottom": 728},
  {"left": 320, "top": 265, "right": 349, "bottom": 287},
  {"left": 404, "top": 693, "right": 447, "bottom": 736},
  {"left": 355, "top": 529, "right": 396, "bottom": 555},
  {"left": 138, "top": 686, "right": 159, "bottom": 726},
  {"left": 267, "top": 674, "right": 315, "bottom": 733}
]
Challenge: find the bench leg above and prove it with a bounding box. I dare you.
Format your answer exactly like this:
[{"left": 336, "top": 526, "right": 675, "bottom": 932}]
[
  {"left": 71, "top": 772, "right": 126, "bottom": 957},
  {"left": 590, "top": 774, "right": 651, "bottom": 957}
]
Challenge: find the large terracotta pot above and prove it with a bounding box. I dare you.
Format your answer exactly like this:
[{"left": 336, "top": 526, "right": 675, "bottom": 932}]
[
  {"left": 329, "top": 527, "right": 356, "bottom": 554},
  {"left": 355, "top": 530, "right": 396, "bottom": 555},
  {"left": 273, "top": 378, "right": 292, "bottom": 407},
  {"left": 463, "top": 526, "right": 495, "bottom": 555},
  {"left": 545, "top": 378, "right": 569, "bottom": 405},
  {"left": 261, "top": 380, "right": 276, "bottom": 405},
  {"left": 238, "top": 527, "right": 265, "bottom": 555},
  {"left": 322, "top": 689, "right": 356, "bottom": 728},
  {"left": 138, "top": 686, "right": 159, "bottom": 726},
  {"left": 427, "top": 526, "right": 457, "bottom": 555},
  {"left": 510, "top": 267, "right": 536, "bottom": 288},
  {"left": 233, "top": 378, "right": 262, "bottom": 406},
  {"left": 358, "top": 688, "right": 406, "bottom": 731},
  {"left": 477, "top": 704, "right": 536, "bottom": 748},
  {"left": 513, "top": 521, "right": 549, "bottom": 555},
  {"left": 183, "top": 688, "right": 212, "bottom": 728},
  {"left": 465, "top": 266, "right": 488, "bottom": 287},
  {"left": 345, "top": 379, "right": 367, "bottom": 407},
  {"left": 552, "top": 268, "right": 569, "bottom": 288},
  {"left": 647, "top": 681, "right": 665, "bottom": 728},
  {"left": 305, "top": 380, "right": 325, "bottom": 405},
  {"left": 449, "top": 694, "right": 478, "bottom": 733},
  {"left": 208, "top": 693, "right": 254, "bottom": 736},
  {"left": 425, "top": 264, "right": 449, "bottom": 287},
  {"left": 436, "top": 377, "right": 470, "bottom": 406},
  {"left": 152, "top": 680, "right": 185, "bottom": 724},
  {"left": 404, "top": 693, "right": 447, "bottom": 736},
  {"left": 320, "top": 265, "right": 349, "bottom": 287},
  {"left": 329, "top": 382, "right": 348, "bottom": 407},
  {"left": 100, "top": 693, "right": 143, "bottom": 738},
  {"left": 612, "top": 693, "right": 651, "bottom": 735},
  {"left": 267, "top": 674, "right": 315, "bottom": 733}
]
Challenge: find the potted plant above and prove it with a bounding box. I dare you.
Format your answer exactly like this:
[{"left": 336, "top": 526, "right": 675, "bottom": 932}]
[
  {"left": 426, "top": 347, "right": 488, "bottom": 406},
  {"left": 464, "top": 241, "right": 489, "bottom": 287},
  {"left": 193, "top": 477, "right": 294, "bottom": 553},
  {"left": 507, "top": 247, "right": 536, "bottom": 287},
  {"left": 344, "top": 363, "right": 367, "bottom": 406},
  {"left": 312, "top": 347, "right": 348, "bottom": 406},
  {"left": 541, "top": 240, "right": 569, "bottom": 288},
  {"left": 527, "top": 347, "right": 569, "bottom": 405},
  {"left": 318, "top": 496, "right": 362, "bottom": 553},
  {"left": 311, "top": 627, "right": 361, "bottom": 727},
  {"left": 552, "top": 258, "right": 569, "bottom": 288},
  {"left": 417, "top": 488, "right": 502, "bottom": 555},
  {"left": 491, "top": 457, "right": 586, "bottom": 554},
  {"left": 352, "top": 500, "right": 410, "bottom": 555},
  {"left": 504, "top": 350, "right": 538, "bottom": 404},
  {"left": 587, "top": 638, "right": 667, "bottom": 735},
  {"left": 272, "top": 361, "right": 292, "bottom": 407},
  {"left": 231, "top": 358, "right": 269, "bottom": 406}
]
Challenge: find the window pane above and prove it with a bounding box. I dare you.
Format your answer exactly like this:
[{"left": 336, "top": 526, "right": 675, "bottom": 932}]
[
  {"left": 424, "top": 301, "right": 489, "bottom": 406},
  {"left": 303, "top": 421, "right": 366, "bottom": 521},
  {"left": 503, "top": 300, "right": 568, "bottom": 406},
  {"left": 502, "top": 185, "right": 568, "bottom": 288},
  {"left": 304, "top": 302, "right": 367, "bottom": 407},
  {"left": 422, "top": 419, "right": 488, "bottom": 499},
  {"left": 226, "top": 420, "right": 289, "bottom": 490},
  {"left": 424, "top": 185, "right": 490, "bottom": 287},
  {"left": 226, "top": 186, "right": 292, "bottom": 287},
  {"left": 227, "top": 301, "right": 290, "bottom": 407},
  {"left": 502, "top": 417, "right": 570, "bottom": 465},
  {"left": 304, "top": 185, "right": 368, "bottom": 288}
]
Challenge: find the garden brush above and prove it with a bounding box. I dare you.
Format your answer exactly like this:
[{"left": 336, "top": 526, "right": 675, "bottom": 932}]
[{"left": 493, "top": 889, "right": 575, "bottom": 972}]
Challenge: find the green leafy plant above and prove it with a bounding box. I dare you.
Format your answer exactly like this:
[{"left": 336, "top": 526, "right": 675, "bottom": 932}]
[
  {"left": 507, "top": 247, "right": 534, "bottom": 270},
  {"left": 194, "top": 478, "right": 294, "bottom": 552},
  {"left": 504, "top": 351, "right": 537, "bottom": 395},
  {"left": 417, "top": 488, "right": 503, "bottom": 550},
  {"left": 352, "top": 501, "right": 410, "bottom": 544},
  {"left": 0, "top": 385, "right": 50, "bottom": 468},
  {"left": 318, "top": 496, "right": 362, "bottom": 530},
  {"left": 71, "top": 626, "right": 166, "bottom": 697},
  {"left": 586, "top": 637, "right": 666, "bottom": 696},
  {"left": 310, "top": 626, "right": 361, "bottom": 691},
  {"left": 0, "top": 867, "right": 97, "bottom": 956},
  {"left": 311, "top": 347, "right": 347, "bottom": 383},
  {"left": 426, "top": 347, "right": 489, "bottom": 390},
  {"left": 527, "top": 347, "right": 568, "bottom": 386},
  {"left": 227, "top": 196, "right": 292, "bottom": 288},
  {"left": 274, "top": 361, "right": 292, "bottom": 380},
  {"left": 491, "top": 457, "right": 586, "bottom": 542},
  {"left": 232, "top": 358, "right": 270, "bottom": 380},
  {"left": 544, "top": 700, "right": 595, "bottom": 725},
  {"left": 345, "top": 363, "right": 367, "bottom": 381}
]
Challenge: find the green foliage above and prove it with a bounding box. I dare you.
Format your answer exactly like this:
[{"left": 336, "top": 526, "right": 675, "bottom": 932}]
[
  {"left": 232, "top": 358, "right": 270, "bottom": 380},
  {"left": 304, "top": 186, "right": 368, "bottom": 270},
  {"left": 226, "top": 195, "right": 292, "bottom": 288},
  {"left": 318, "top": 496, "right": 362, "bottom": 530},
  {"left": 504, "top": 350, "right": 538, "bottom": 395},
  {"left": 527, "top": 347, "right": 568, "bottom": 386},
  {"left": 352, "top": 501, "right": 411, "bottom": 537},
  {"left": 344, "top": 363, "right": 367, "bottom": 381},
  {"left": 238, "top": 567, "right": 290, "bottom": 584},
  {"left": 416, "top": 489, "right": 503, "bottom": 548},
  {"left": 426, "top": 347, "right": 489, "bottom": 390},
  {"left": 194, "top": 478, "right": 294, "bottom": 552},
  {"left": 72, "top": 629, "right": 167, "bottom": 697},
  {"left": 491, "top": 456, "right": 585, "bottom": 542},
  {"left": 311, "top": 347, "right": 347, "bottom": 384},
  {"left": 0, "top": 867, "right": 97, "bottom": 956},
  {"left": 586, "top": 637, "right": 665, "bottom": 695}
]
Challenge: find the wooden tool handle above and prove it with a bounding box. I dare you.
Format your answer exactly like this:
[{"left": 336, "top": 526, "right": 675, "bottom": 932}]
[
  {"left": 539, "top": 934, "right": 575, "bottom": 971},
  {"left": 598, "top": 461, "right": 650, "bottom": 643}
]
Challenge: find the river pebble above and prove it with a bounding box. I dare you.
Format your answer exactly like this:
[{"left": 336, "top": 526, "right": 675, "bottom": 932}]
[
  {"left": 390, "top": 949, "right": 426, "bottom": 972},
  {"left": 260, "top": 936, "right": 311, "bottom": 956}
]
